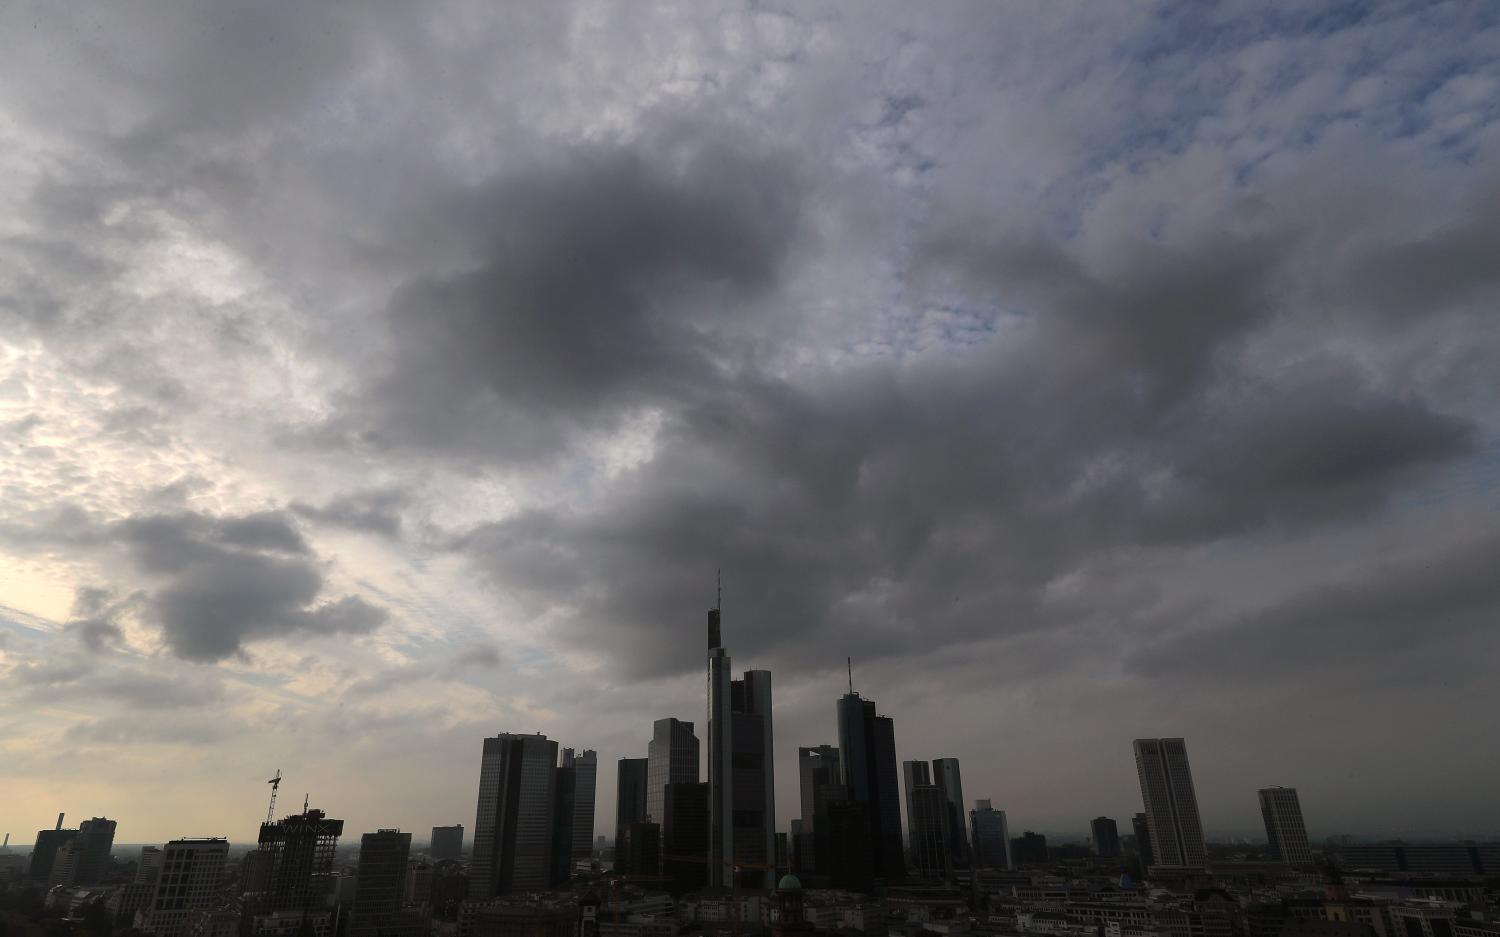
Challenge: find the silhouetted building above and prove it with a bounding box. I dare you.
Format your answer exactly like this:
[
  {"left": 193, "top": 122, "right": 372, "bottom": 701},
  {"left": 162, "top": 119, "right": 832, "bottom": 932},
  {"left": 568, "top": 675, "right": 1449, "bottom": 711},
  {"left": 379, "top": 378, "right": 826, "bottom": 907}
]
[
  {"left": 816, "top": 791, "right": 873, "bottom": 892},
  {"left": 350, "top": 830, "right": 414, "bottom": 937},
  {"left": 731, "top": 670, "right": 776, "bottom": 888},
  {"left": 29, "top": 827, "right": 78, "bottom": 882},
  {"left": 551, "top": 748, "right": 579, "bottom": 886},
  {"left": 47, "top": 817, "right": 115, "bottom": 888},
  {"left": 838, "top": 691, "right": 903, "bottom": 881},
  {"left": 619, "top": 822, "right": 660, "bottom": 879},
  {"left": 1259, "top": 787, "right": 1312, "bottom": 867},
  {"left": 1013, "top": 831, "right": 1049, "bottom": 866},
  {"left": 472, "top": 733, "right": 558, "bottom": 898},
  {"left": 135, "top": 838, "right": 229, "bottom": 937},
  {"left": 662, "top": 781, "right": 709, "bottom": 894},
  {"left": 970, "top": 800, "right": 1010, "bottom": 870},
  {"left": 570, "top": 750, "right": 597, "bottom": 872},
  {"left": 647, "top": 719, "right": 699, "bottom": 825},
  {"left": 908, "top": 782, "right": 952, "bottom": 880},
  {"left": 430, "top": 826, "right": 464, "bottom": 861},
  {"left": 1131, "top": 813, "right": 1154, "bottom": 869},
  {"left": 707, "top": 603, "right": 733, "bottom": 889},
  {"left": 251, "top": 808, "right": 344, "bottom": 917},
  {"left": 932, "top": 759, "right": 969, "bottom": 869},
  {"left": 614, "top": 758, "right": 649, "bottom": 874},
  {"left": 1091, "top": 816, "right": 1120, "bottom": 859},
  {"left": 1134, "top": 738, "right": 1206, "bottom": 869},
  {"left": 796, "top": 746, "right": 839, "bottom": 873}
]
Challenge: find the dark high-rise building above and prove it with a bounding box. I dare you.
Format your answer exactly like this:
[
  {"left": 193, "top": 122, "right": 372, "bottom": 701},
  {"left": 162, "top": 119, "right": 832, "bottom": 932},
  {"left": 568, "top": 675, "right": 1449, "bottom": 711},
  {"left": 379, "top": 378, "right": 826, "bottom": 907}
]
[
  {"left": 58, "top": 817, "right": 116, "bottom": 886},
  {"left": 706, "top": 590, "right": 776, "bottom": 890},
  {"left": 430, "top": 825, "right": 464, "bottom": 861},
  {"left": 816, "top": 791, "right": 873, "bottom": 892},
  {"left": 707, "top": 605, "right": 733, "bottom": 889},
  {"left": 730, "top": 670, "right": 775, "bottom": 888},
  {"left": 970, "top": 800, "right": 1010, "bottom": 870},
  {"left": 903, "top": 761, "right": 932, "bottom": 864},
  {"left": 619, "top": 822, "right": 660, "bottom": 879},
  {"left": 28, "top": 827, "right": 78, "bottom": 882},
  {"left": 472, "top": 733, "right": 558, "bottom": 898},
  {"left": 1090, "top": 816, "right": 1120, "bottom": 859},
  {"left": 647, "top": 719, "right": 699, "bottom": 825},
  {"left": 796, "top": 746, "right": 839, "bottom": 873},
  {"left": 837, "top": 691, "right": 903, "bottom": 881},
  {"left": 1013, "top": 831, "right": 1049, "bottom": 866},
  {"left": 551, "top": 749, "right": 579, "bottom": 887},
  {"left": 1131, "top": 813, "right": 1154, "bottom": 869},
  {"left": 350, "top": 830, "right": 412, "bottom": 937},
  {"left": 252, "top": 807, "right": 344, "bottom": 916},
  {"left": 907, "top": 782, "right": 951, "bottom": 880},
  {"left": 1133, "top": 738, "right": 1206, "bottom": 870},
  {"left": 1258, "top": 787, "right": 1312, "bottom": 867},
  {"left": 571, "top": 750, "right": 597, "bottom": 871},
  {"left": 614, "top": 758, "right": 649, "bottom": 874},
  {"left": 932, "top": 759, "right": 969, "bottom": 869},
  {"left": 662, "top": 781, "right": 709, "bottom": 894}
]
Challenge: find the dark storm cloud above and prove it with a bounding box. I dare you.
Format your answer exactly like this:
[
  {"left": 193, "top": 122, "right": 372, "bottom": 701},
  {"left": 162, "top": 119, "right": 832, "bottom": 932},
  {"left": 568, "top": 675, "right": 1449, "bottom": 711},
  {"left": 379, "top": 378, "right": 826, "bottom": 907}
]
[
  {"left": 113, "top": 510, "right": 384, "bottom": 662},
  {"left": 325, "top": 136, "right": 803, "bottom": 461},
  {"left": 449, "top": 189, "right": 1486, "bottom": 679},
  {"left": 1133, "top": 530, "right": 1500, "bottom": 682},
  {"left": 291, "top": 489, "right": 408, "bottom": 537}
]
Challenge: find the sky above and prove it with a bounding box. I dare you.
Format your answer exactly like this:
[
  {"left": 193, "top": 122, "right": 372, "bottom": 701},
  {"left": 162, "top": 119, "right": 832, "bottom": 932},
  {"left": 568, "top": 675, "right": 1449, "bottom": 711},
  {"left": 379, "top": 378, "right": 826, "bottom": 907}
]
[{"left": 3, "top": 0, "right": 1500, "bottom": 848}]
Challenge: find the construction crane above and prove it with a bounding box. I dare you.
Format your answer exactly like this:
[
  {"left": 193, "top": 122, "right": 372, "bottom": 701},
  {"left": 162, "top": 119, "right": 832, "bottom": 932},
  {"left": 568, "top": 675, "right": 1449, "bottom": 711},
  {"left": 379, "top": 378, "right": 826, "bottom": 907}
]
[{"left": 265, "top": 769, "right": 282, "bottom": 824}]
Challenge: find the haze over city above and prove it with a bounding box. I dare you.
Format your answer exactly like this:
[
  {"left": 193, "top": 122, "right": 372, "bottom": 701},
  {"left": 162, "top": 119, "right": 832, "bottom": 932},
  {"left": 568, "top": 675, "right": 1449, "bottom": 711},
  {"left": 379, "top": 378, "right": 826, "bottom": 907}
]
[{"left": 4, "top": 0, "right": 1500, "bottom": 851}]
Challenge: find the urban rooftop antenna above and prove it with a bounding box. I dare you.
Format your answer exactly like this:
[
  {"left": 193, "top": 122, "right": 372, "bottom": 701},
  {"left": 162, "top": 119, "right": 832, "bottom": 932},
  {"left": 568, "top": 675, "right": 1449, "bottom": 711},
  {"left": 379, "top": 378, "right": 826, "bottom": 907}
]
[
  {"left": 716, "top": 568, "right": 722, "bottom": 612},
  {"left": 847, "top": 657, "right": 853, "bottom": 695}
]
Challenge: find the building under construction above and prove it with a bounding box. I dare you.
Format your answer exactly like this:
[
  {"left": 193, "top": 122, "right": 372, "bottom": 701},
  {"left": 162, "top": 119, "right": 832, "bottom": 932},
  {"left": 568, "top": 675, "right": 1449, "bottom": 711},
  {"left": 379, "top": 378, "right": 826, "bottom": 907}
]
[{"left": 242, "top": 807, "right": 344, "bottom": 932}]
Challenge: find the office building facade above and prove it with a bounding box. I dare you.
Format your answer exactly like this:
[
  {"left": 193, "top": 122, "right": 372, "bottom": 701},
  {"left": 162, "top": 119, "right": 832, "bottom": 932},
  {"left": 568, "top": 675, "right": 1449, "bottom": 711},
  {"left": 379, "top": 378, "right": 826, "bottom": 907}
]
[
  {"left": 648, "top": 719, "right": 699, "bottom": 825},
  {"left": 837, "top": 692, "right": 903, "bottom": 881},
  {"left": 1091, "top": 816, "right": 1120, "bottom": 859},
  {"left": 135, "top": 839, "right": 229, "bottom": 937},
  {"left": 350, "top": 830, "right": 412, "bottom": 937},
  {"left": 614, "top": 758, "right": 649, "bottom": 874},
  {"left": 1133, "top": 738, "right": 1206, "bottom": 869},
  {"left": 1258, "top": 787, "right": 1313, "bottom": 867},
  {"left": 472, "top": 733, "right": 559, "bottom": 898},
  {"left": 932, "top": 759, "right": 969, "bottom": 869},
  {"left": 970, "top": 800, "right": 1011, "bottom": 870},
  {"left": 430, "top": 826, "right": 464, "bottom": 861}
]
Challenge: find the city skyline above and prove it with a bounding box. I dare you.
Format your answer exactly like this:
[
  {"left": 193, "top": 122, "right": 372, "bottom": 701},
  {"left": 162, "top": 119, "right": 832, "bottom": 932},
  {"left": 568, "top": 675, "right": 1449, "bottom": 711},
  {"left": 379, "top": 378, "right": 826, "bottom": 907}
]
[{"left": 4, "top": 0, "right": 1500, "bottom": 847}]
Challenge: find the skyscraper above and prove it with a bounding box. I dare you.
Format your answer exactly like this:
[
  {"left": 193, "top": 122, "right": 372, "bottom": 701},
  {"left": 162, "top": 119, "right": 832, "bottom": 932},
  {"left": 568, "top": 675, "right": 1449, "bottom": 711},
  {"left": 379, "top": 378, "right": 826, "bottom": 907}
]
[
  {"left": 615, "top": 758, "right": 649, "bottom": 874},
  {"left": 571, "top": 750, "right": 598, "bottom": 871},
  {"left": 350, "top": 830, "right": 412, "bottom": 937},
  {"left": 730, "top": 670, "right": 775, "bottom": 888},
  {"left": 707, "top": 603, "right": 733, "bottom": 889},
  {"left": 551, "top": 748, "right": 579, "bottom": 886},
  {"left": 135, "top": 839, "right": 229, "bottom": 937},
  {"left": 57, "top": 817, "right": 116, "bottom": 886},
  {"left": 472, "top": 733, "right": 559, "bottom": 898},
  {"left": 931, "top": 759, "right": 969, "bottom": 869},
  {"left": 430, "top": 825, "right": 464, "bottom": 861},
  {"left": 662, "top": 781, "right": 710, "bottom": 894},
  {"left": 1258, "top": 787, "right": 1312, "bottom": 867},
  {"left": 1090, "top": 816, "right": 1120, "bottom": 858},
  {"left": 1131, "top": 813, "right": 1153, "bottom": 869},
  {"left": 647, "top": 719, "right": 699, "bottom": 824},
  {"left": 970, "top": 800, "right": 1011, "bottom": 870},
  {"left": 838, "top": 691, "right": 903, "bottom": 881},
  {"left": 907, "top": 780, "right": 951, "bottom": 880},
  {"left": 1133, "top": 738, "right": 1206, "bottom": 870},
  {"left": 797, "top": 746, "right": 841, "bottom": 832},
  {"left": 902, "top": 760, "right": 932, "bottom": 860}
]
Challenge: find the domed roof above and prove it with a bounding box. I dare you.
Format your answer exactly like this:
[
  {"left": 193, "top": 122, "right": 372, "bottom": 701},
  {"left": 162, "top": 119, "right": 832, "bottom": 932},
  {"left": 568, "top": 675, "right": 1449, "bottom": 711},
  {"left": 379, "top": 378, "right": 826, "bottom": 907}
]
[{"left": 777, "top": 873, "right": 803, "bottom": 891}]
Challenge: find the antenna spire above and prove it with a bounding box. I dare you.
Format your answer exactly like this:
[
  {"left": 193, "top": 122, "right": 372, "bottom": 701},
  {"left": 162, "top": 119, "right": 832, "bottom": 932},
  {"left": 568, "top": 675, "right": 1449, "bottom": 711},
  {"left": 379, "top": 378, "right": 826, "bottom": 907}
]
[
  {"left": 847, "top": 657, "right": 853, "bottom": 695},
  {"left": 716, "top": 568, "right": 721, "bottom": 611}
]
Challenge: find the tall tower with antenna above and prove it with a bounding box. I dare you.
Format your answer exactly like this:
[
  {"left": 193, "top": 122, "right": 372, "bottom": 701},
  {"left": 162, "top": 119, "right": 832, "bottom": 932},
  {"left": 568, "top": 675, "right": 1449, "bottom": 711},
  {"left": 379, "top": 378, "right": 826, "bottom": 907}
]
[{"left": 707, "top": 570, "right": 733, "bottom": 888}]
